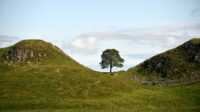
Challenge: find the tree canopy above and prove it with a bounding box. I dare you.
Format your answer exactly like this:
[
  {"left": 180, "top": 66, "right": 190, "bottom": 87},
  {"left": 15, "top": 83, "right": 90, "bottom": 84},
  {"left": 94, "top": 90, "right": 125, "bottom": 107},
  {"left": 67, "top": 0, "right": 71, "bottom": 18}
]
[{"left": 100, "top": 49, "right": 124, "bottom": 73}]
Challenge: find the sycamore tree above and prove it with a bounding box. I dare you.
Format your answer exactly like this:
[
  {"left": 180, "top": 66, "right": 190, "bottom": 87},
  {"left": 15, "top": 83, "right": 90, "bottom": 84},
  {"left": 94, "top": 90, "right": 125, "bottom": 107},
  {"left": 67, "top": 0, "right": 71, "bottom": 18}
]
[{"left": 100, "top": 49, "right": 124, "bottom": 73}]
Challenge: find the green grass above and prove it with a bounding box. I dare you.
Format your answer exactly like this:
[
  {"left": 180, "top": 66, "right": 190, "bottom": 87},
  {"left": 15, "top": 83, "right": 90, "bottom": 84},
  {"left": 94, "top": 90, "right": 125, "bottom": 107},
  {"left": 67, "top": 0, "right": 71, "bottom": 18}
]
[
  {"left": 0, "top": 39, "right": 200, "bottom": 112},
  {"left": 0, "top": 64, "right": 135, "bottom": 111},
  {"left": 0, "top": 64, "right": 199, "bottom": 112},
  {"left": 190, "top": 38, "right": 200, "bottom": 45}
]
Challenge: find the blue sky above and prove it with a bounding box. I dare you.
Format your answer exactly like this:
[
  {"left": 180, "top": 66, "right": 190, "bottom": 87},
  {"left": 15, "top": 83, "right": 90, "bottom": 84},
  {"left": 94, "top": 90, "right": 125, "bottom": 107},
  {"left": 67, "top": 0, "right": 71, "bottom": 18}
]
[{"left": 0, "top": 0, "right": 200, "bottom": 71}]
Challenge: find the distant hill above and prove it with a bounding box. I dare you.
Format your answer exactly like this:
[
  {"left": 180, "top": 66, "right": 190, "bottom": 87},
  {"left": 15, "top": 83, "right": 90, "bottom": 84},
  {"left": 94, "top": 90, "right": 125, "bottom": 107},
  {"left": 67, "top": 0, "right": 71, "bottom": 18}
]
[{"left": 128, "top": 38, "right": 200, "bottom": 84}]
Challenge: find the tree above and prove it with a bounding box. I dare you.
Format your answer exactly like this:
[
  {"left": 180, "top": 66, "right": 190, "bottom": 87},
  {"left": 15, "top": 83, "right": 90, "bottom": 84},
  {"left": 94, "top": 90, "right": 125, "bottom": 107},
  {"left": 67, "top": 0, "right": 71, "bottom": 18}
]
[{"left": 100, "top": 49, "right": 124, "bottom": 73}]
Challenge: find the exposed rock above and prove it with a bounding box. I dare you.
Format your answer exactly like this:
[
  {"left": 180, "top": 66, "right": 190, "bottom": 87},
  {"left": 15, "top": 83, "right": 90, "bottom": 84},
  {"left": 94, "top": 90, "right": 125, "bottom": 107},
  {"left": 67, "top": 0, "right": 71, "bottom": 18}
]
[
  {"left": 182, "top": 40, "right": 200, "bottom": 63},
  {"left": 132, "top": 38, "right": 200, "bottom": 85},
  {"left": 194, "top": 54, "right": 200, "bottom": 63},
  {"left": 0, "top": 39, "right": 69, "bottom": 66},
  {"left": 2, "top": 47, "right": 47, "bottom": 63},
  {"left": 141, "top": 55, "right": 171, "bottom": 78}
]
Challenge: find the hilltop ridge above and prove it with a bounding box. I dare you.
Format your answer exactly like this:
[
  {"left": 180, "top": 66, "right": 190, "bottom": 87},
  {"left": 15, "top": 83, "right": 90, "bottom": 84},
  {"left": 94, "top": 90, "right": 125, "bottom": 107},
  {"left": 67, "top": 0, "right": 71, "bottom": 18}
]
[
  {"left": 0, "top": 39, "right": 79, "bottom": 66},
  {"left": 128, "top": 38, "right": 200, "bottom": 84}
]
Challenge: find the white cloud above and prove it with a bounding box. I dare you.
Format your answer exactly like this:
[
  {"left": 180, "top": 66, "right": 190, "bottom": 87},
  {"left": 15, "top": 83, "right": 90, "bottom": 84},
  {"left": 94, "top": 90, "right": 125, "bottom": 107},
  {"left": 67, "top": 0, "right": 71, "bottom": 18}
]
[
  {"left": 71, "top": 36, "right": 96, "bottom": 50},
  {"left": 67, "top": 35, "right": 98, "bottom": 54},
  {"left": 67, "top": 23, "right": 200, "bottom": 71},
  {"left": 1, "top": 23, "right": 200, "bottom": 72}
]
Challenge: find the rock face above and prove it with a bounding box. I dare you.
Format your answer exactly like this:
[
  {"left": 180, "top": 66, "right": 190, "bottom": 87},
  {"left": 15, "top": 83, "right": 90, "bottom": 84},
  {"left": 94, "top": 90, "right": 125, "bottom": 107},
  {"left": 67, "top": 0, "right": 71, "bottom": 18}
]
[
  {"left": 182, "top": 40, "right": 200, "bottom": 63},
  {"left": 139, "top": 39, "right": 200, "bottom": 77},
  {"left": 3, "top": 47, "right": 47, "bottom": 63},
  {"left": 141, "top": 55, "right": 171, "bottom": 78},
  {"left": 0, "top": 39, "right": 74, "bottom": 66},
  {"left": 0, "top": 39, "right": 56, "bottom": 64}
]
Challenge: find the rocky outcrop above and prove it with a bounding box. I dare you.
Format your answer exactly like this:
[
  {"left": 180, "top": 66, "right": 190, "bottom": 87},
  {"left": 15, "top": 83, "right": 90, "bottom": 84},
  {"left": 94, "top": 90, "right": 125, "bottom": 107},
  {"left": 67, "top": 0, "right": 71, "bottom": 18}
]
[
  {"left": 131, "top": 38, "right": 200, "bottom": 85},
  {"left": 182, "top": 40, "right": 200, "bottom": 63},
  {"left": 0, "top": 39, "right": 69, "bottom": 65},
  {"left": 2, "top": 47, "right": 47, "bottom": 63},
  {"left": 139, "top": 39, "right": 200, "bottom": 78},
  {"left": 141, "top": 55, "right": 171, "bottom": 78}
]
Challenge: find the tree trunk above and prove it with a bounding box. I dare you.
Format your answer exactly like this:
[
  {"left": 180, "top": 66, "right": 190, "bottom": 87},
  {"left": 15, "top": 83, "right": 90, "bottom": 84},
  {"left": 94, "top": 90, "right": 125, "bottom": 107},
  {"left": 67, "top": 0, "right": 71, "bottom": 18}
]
[
  {"left": 109, "top": 64, "right": 112, "bottom": 73},
  {"left": 109, "top": 60, "right": 113, "bottom": 74}
]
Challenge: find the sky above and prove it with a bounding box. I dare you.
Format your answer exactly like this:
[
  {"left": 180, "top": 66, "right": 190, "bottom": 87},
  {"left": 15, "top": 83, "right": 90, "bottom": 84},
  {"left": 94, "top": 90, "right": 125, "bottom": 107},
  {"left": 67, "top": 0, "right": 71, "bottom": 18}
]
[{"left": 0, "top": 0, "right": 200, "bottom": 71}]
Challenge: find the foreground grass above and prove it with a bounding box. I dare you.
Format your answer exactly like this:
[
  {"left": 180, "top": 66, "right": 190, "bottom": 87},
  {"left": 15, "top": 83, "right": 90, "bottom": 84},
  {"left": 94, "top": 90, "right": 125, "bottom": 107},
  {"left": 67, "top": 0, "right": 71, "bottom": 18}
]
[
  {"left": 0, "top": 65, "right": 200, "bottom": 112},
  {"left": 1, "top": 84, "right": 200, "bottom": 112}
]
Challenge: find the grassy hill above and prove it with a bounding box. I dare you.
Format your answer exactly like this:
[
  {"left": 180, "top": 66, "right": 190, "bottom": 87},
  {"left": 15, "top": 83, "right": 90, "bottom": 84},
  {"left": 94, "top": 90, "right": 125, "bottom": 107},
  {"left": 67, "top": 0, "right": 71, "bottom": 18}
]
[
  {"left": 0, "top": 39, "right": 200, "bottom": 112},
  {"left": 0, "top": 39, "right": 135, "bottom": 111},
  {"left": 128, "top": 38, "right": 200, "bottom": 84}
]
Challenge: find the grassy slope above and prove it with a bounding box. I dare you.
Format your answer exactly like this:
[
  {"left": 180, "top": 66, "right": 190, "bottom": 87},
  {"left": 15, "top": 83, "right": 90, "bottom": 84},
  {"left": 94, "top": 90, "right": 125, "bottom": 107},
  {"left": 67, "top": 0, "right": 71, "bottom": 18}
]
[
  {"left": 0, "top": 39, "right": 200, "bottom": 112},
  {"left": 0, "top": 64, "right": 199, "bottom": 112}
]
